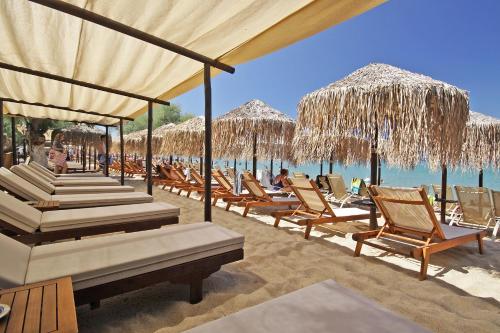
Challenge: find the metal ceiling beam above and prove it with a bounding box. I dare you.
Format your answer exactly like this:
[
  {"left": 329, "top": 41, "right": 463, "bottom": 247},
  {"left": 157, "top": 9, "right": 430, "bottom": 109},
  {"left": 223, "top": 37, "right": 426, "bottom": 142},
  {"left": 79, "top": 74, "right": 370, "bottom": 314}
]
[
  {"left": 0, "top": 62, "right": 169, "bottom": 106},
  {"left": 28, "top": 0, "right": 235, "bottom": 74}
]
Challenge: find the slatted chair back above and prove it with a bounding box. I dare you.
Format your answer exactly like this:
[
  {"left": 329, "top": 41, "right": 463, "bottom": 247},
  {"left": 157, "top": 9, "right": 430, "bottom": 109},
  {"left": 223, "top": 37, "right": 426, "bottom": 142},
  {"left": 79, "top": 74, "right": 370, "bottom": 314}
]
[
  {"left": 212, "top": 169, "right": 233, "bottom": 192},
  {"left": 455, "top": 186, "right": 493, "bottom": 227},
  {"left": 431, "top": 184, "right": 455, "bottom": 211},
  {"left": 327, "top": 174, "right": 349, "bottom": 200},
  {"left": 292, "top": 172, "right": 306, "bottom": 178},
  {"left": 289, "top": 177, "right": 313, "bottom": 188},
  {"left": 190, "top": 169, "right": 204, "bottom": 186},
  {"left": 292, "top": 180, "right": 334, "bottom": 216},
  {"left": 490, "top": 189, "right": 500, "bottom": 219},
  {"left": 242, "top": 172, "right": 271, "bottom": 200},
  {"left": 226, "top": 168, "right": 236, "bottom": 181},
  {"left": 369, "top": 186, "right": 446, "bottom": 239}
]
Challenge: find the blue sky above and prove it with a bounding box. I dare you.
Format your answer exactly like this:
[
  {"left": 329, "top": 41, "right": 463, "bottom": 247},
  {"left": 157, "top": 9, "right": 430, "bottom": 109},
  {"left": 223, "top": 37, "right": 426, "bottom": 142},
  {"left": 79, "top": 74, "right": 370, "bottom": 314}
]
[{"left": 171, "top": 0, "right": 500, "bottom": 119}]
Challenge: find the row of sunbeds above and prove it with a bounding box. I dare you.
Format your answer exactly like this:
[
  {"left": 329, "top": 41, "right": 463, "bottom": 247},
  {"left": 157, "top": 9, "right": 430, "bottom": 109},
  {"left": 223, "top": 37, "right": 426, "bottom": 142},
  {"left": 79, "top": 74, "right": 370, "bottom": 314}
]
[{"left": 0, "top": 160, "right": 245, "bottom": 307}]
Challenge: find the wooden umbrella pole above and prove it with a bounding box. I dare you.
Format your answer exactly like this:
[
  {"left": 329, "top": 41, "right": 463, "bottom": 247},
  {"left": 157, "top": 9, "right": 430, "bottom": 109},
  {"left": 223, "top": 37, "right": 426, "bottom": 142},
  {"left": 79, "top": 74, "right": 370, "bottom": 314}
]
[
  {"left": 146, "top": 101, "right": 153, "bottom": 195},
  {"left": 377, "top": 155, "right": 381, "bottom": 185},
  {"left": 479, "top": 168, "right": 483, "bottom": 187},
  {"left": 104, "top": 126, "right": 109, "bottom": 176},
  {"left": 319, "top": 160, "right": 323, "bottom": 176},
  {"left": 203, "top": 64, "right": 212, "bottom": 222},
  {"left": 252, "top": 133, "right": 257, "bottom": 177},
  {"left": 369, "top": 128, "right": 379, "bottom": 230},
  {"left": 233, "top": 159, "right": 236, "bottom": 174},
  {"left": 200, "top": 156, "right": 203, "bottom": 176},
  {"left": 440, "top": 165, "right": 447, "bottom": 224},
  {"left": 270, "top": 158, "right": 273, "bottom": 180}
]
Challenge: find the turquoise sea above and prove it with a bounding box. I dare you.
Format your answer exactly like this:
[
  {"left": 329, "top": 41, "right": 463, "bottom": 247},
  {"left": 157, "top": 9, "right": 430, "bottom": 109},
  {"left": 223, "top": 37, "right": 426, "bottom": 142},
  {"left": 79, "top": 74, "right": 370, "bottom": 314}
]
[{"left": 213, "top": 159, "right": 500, "bottom": 190}]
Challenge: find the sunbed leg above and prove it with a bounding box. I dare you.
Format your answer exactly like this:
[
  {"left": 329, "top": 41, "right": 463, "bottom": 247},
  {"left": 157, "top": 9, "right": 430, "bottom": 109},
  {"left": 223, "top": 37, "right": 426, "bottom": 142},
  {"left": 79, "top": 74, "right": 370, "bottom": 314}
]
[
  {"left": 212, "top": 197, "right": 218, "bottom": 206},
  {"left": 225, "top": 202, "right": 232, "bottom": 211},
  {"left": 477, "top": 234, "right": 484, "bottom": 254},
  {"left": 354, "top": 241, "right": 363, "bottom": 257},
  {"left": 75, "top": 236, "right": 81, "bottom": 240},
  {"left": 274, "top": 216, "right": 281, "bottom": 228},
  {"left": 189, "top": 279, "right": 203, "bottom": 304},
  {"left": 90, "top": 300, "right": 101, "bottom": 310},
  {"left": 162, "top": 184, "right": 166, "bottom": 190},
  {"left": 242, "top": 205, "right": 250, "bottom": 217},
  {"left": 177, "top": 189, "right": 182, "bottom": 195},
  {"left": 419, "top": 248, "right": 430, "bottom": 281},
  {"left": 304, "top": 222, "right": 313, "bottom": 239},
  {"left": 493, "top": 221, "right": 499, "bottom": 237}
]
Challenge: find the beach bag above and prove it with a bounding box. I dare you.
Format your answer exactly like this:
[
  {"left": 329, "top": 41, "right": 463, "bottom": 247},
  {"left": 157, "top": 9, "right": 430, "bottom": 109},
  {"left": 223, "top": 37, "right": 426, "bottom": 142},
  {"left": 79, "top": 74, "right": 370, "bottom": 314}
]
[{"left": 351, "top": 178, "right": 362, "bottom": 195}]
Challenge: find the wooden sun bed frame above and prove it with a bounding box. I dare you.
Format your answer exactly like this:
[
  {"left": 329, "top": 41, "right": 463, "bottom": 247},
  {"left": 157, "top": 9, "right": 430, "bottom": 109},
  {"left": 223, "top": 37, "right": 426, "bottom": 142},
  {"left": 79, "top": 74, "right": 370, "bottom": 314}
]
[
  {"left": 353, "top": 185, "right": 486, "bottom": 280},
  {"left": 209, "top": 169, "right": 253, "bottom": 206},
  {"left": 225, "top": 172, "right": 299, "bottom": 217},
  {"left": 76, "top": 248, "right": 244, "bottom": 307},
  {"left": 0, "top": 215, "right": 179, "bottom": 245},
  {"left": 273, "top": 180, "right": 375, "bottom": 239}
]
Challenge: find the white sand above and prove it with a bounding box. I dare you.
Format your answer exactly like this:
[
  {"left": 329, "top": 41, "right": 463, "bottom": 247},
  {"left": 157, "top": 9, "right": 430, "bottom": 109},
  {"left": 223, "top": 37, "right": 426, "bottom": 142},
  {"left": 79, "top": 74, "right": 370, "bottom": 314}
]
[{"left": 76, "top": 180, "right": 500, "bottom": 333}]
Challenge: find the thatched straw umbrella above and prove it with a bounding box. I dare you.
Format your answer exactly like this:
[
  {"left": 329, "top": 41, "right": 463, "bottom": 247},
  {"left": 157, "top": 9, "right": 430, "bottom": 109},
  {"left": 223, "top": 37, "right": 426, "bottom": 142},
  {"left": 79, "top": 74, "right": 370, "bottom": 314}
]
[
  {"left": 293, "top": 63, "right": 469, "bottom": 227},
  {"left": 160, "top": 116, "right": 205, "bottom": 168},
  {"left": 213, "top": 99, "right": 295, "bottom": 177},
  {"left": 123, "top": 129, "right": 148, "bottom": 156},
  {"left": 61, "top": 124, "right": 106, "bottom": 171},
  {"left": 151, "top": 123, "right": 175, "bottom": 155},
  {"left": 461, "top": 111, "right": 500, "bottom": 186}
]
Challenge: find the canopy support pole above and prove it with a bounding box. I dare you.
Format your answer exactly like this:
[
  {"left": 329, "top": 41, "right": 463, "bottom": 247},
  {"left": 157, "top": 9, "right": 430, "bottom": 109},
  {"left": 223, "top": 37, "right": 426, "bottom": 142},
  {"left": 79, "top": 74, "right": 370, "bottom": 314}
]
[
  {"left": 319, "top": 160, "right": 323, "bottom": 176},
  {"left": 245, "top": 160, "right": 248, "bottom": 170},
  {"left": 23, "top": 138, "right": 27, "bottom": 162},
  {"left": 0, "top": 100, "right": 4, "bottom": 167},
  {"left": 270, "top": 158, "right": 273, "bottom": 180},
  {"left": 204, "top": 64, "right": 212, "bottom": 222},
  {"left": 440, "top": 165, "right": 447, "bottom": 224},
  {"left": 252, "top": 133, "right": 257, "bottom": 177},
  {"left": 479, "top": 169, "right": 483, "bottom": 187},
  {"left": 88, "top": 144, "right": 91, "bottom": 173},
  {"left": 329, "top": 160, "right": 333, "bottom": 174},
  {"left": 369, "top": 133, "right": 379, "bottom": 230},
  {"left": 280, "top": 160, "right": 283, "bottom": 171},
  {"left": 199, "top": 156, "right": 203, "bottom": 176},
  {"left": 82, "top": 142, "right": 86, "bottom": 172},
  {"left": 233, "top": 159, "right": 237, "bottom": 174},
  {"left": 169, "top": 155, "right": 173, "bottom": 165},
  {"left": 104, "top": 126, "right": 109, "bottom": 176},
  {"left": 377, "top": 155, "right": 381, "bottom": 185},
  {"left": 11, "top": 117, "right": 16, "bottom": 165},
  {"left": 93, "top": 147, "right": 97, "bottom": 170},
  {"left": 146, "top": 101, "right": 153, "bottom": 195},
  {"left": 120, "top": 119, "right": 125, "bottom": 185}
]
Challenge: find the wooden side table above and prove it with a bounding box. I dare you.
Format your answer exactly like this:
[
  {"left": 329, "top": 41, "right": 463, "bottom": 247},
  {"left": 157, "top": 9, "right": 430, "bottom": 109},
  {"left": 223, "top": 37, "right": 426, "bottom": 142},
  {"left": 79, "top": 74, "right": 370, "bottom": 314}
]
[
  {"left": 33, "top": 201, "right": 60, "bottom": 212},
  {"left": 0, "top": 277, "right": 78, "bottom": 333}
]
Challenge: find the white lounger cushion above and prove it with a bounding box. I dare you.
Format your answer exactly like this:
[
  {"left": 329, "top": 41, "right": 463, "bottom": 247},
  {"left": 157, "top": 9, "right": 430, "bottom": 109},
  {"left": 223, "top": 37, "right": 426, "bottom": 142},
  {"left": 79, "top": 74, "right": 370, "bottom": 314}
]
[
  {"left": 30, "top": 160, "right": 105, "bottom": 178},
  {"left": 184, "top": 280, "right": 430, "bottom": 333},
  {"left": 51, "top": 191, "right": 153, "bottom": 209},
  {"left": 0, "top": 191, "right": 42, "bottom": 232},
  {"left": 52, "top": 178, "right": 119, "bottom": 186},
  {"left": 0, "top": 234, "right": 31, "bottom": 288},
  {"left": 0, "top": 167, "right": 51, "bottom": 201},
  {"left": 25, "top": 223, "right": 244, "bottom": 290},
  {"left": 40, "top": 202, "right": 179, "bottom": 231},
  {"left": 53, "top": 185, "right": 134, "bottom": 195}
]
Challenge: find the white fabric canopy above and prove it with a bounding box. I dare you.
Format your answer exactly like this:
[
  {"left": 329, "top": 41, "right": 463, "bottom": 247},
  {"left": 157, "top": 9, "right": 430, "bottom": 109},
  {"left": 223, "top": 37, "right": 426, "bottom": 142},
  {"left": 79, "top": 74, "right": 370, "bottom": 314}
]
[{"left": 0, "top": 0, "right": 384, "bottom": 125}]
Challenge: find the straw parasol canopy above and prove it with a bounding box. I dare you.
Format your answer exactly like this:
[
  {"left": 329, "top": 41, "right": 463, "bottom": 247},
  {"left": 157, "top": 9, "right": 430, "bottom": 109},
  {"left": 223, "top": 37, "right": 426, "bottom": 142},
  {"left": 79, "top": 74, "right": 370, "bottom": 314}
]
[
  {"left": 212, "top": 99, "right": 295, "bottom": 161},
  {"left": 123, "top": 129, "right": 148, "bottom": 154},
  {"left": 293, "top": 63, "right": 470, "bottom": 170},
  {"left": 160, "top": 116, "right": 205, "bottom": 157},
  {"left": 61, "top": 123, "right": 105, "bottom": 146},
  {"left": 460, "top": 111, "right": 500, "bottom": 171},
  {"left": 151, "top": 123, "right": 175, "bottom": 155}
]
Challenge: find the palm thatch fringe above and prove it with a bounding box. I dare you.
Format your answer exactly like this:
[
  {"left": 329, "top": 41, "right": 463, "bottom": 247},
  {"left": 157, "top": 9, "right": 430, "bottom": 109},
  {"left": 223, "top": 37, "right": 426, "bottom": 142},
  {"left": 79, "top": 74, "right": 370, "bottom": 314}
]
[
  {"left": 160, "top": 116, "right": 205, "bottom": 156},
  {"left": 123, "top": 129, "right": 148, "bottom": 154},
  {"left": 292, "top": 63, "right": 469, "bottom": 170},
  {"left": 62, "top": 124, "right": 106, "bottom": 146},
  {"left": 460, "top": 111, "right": 500, "bottom": 171},
  {"left": 212, "top": 99, "right": 295, "bottom": 160}
]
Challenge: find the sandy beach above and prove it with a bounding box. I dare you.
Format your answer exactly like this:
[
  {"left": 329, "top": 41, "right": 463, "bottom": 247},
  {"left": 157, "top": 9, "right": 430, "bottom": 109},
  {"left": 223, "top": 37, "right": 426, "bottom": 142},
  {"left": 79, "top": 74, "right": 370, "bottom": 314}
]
[{"left": 76, "top": 180, "right": 500, "bottom": 333}]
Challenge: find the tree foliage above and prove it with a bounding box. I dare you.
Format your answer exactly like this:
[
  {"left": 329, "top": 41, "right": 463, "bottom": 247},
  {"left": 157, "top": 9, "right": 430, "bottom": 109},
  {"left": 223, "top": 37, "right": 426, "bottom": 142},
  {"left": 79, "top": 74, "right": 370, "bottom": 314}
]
[{"left": 123, "top": 104, "right": 194, "bottom": 134}]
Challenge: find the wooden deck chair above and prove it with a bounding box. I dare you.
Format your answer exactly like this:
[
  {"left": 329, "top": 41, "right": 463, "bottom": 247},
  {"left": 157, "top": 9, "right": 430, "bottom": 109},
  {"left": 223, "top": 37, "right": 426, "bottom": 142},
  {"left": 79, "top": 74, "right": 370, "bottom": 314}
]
[
  {"left": 273, "top": 180, "right": 374, "bottom": 239},
  {"left": 325, "top": 173, "right": 356, "bottom": 207},
  {"left": 226, "top": 172, "right": 300, "bottom": 217},
  {"left": 210, "top": 169, "right": 252, "bottom": 206},
  {"left": 188, "top": 169, "right": 223, "bottom": 200},
  {"left": 353, "top": 186, "right": 486, "bottom": 280},
  {"left": 226, "top": 167, "right": 236, "bottom": 182},
  {"left": 453, "top": 186, "right": 497, "bottom": 236},
  {"left": 489, "top": 189, "right": 500, "bottom": 237},
  {"left": 292, "top": 172, "right": 306, "bottom": 178}
]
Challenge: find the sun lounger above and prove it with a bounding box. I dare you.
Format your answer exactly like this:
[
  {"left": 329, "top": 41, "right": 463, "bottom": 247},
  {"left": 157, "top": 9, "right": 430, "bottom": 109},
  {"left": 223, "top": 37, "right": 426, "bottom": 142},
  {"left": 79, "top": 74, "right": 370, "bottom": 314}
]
[
  {"left": 30, "top": 160, "right": 104, "bottom": 177},
  {"left": 0, "top": 168, "right": 153, "bottom": 209},
  {"left": 209, "top": 169, "right": 253, "bottom": 205},
  {"left": 0, "top": 190, "right": 179, "bottom": 244},
  {"left": 25, "top": 163, "right": 119, "bottom": 186},
  {"left": 273, "top": 180, "right": 375, "bottom": 239},
  {"left": 325, "top": 173, "right": 361, "bottom": 207},
  {"left": 453, "top": 186, "right": 498, "bottom": 236},
  {"left": 10, "top": 165, "right": 132, "bottom": 194},
  {"left": 292, "top": 172, "right": 306, "bottom": 178},
  {"left": 353, "top": 186, "right": 486, "bottom": 280},
  {"left": 183, "top": 279, "right": 430, "bottom": 333},
  {"left": 0, "top": 222, "right": 244, "bottom": 305},
  {"left": 431, "top": 184, "right": 459, "bottom": 217},
  {"left": 225, "top": 172, "right": 300, "bottom": 217}
]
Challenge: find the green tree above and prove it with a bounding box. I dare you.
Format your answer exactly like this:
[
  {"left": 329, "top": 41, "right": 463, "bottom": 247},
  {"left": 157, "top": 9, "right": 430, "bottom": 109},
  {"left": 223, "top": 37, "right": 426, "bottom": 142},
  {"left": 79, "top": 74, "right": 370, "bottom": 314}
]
[{"left": 123, "top": 104, "right": 194, "bottom": 134}]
